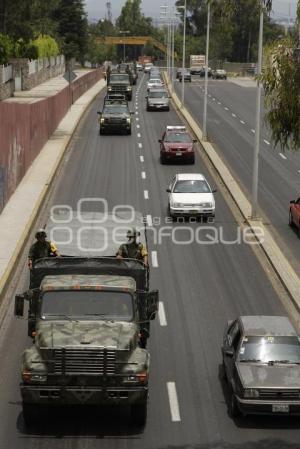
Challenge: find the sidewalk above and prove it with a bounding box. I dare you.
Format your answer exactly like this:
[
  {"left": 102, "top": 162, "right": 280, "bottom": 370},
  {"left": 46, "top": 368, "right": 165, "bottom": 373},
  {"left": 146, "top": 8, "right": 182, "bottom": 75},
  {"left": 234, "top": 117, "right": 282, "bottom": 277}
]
[{"left": 0, "top": 75, "right": 106, "bottom": 298}]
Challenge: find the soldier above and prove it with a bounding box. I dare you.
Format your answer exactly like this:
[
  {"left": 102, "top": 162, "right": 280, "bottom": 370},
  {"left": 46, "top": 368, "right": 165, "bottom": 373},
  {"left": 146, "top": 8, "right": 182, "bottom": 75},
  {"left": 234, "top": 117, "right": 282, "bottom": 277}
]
[
  {"left": 28, "top": 229, "right": 59, "bottom": 270},
  {"left": 116, "top": 228, "right": 148, "bottom": 265}
]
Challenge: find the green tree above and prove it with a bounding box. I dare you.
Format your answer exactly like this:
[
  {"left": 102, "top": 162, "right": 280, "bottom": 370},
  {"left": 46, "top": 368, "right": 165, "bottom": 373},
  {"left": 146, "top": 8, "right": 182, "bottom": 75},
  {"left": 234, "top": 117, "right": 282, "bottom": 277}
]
[
  {"left": 54, "top": 0, "right": 88, "bottom": 62},
  {"left": 0, "top": 33, "right": 13, "bottom": 64},
  {"left": 116, "top": 0, "right": 153, "bottom": 35}
]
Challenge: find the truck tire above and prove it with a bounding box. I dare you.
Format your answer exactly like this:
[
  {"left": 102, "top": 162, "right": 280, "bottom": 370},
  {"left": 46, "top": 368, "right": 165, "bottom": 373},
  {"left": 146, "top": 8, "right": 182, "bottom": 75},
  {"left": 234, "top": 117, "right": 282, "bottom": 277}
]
[
  {"left": 131, "top": 402, "right": 147, "bottom": 427},
  {"left": 22, "top": 403, "right": 40, "bottom": 426},
  {"left": 229, "top": 391, "right": 241, "bottom": 418}
]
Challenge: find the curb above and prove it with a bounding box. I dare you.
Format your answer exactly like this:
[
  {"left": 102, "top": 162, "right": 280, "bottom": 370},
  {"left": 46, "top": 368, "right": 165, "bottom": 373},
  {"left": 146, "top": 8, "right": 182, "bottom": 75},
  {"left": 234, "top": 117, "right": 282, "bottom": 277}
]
[
  {"left": 0, "top": 78, "right": 106, "bottom": 300},
  {"left": 164, "top": 73, "right": 300, "bottom": 313}
]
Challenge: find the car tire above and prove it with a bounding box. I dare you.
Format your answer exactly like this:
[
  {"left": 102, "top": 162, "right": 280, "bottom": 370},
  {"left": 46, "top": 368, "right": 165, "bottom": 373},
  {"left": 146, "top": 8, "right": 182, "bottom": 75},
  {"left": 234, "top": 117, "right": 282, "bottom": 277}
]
[
  {"left": 229, "top": 391, "right": 241, "bottom": 418},
  {"left": 131, "top": 402, "right": 147, "bottom": 427},
  {"left": 189, "top": 155, "right": 195, "bottom": 164},
  {"left": 99, "top": 128, "right": 104, "bottom": 135},
  {"left": 166, "top": 107, "right": 170, "bottom": 112},
  {"left": 289, "top": 210, "right": 293, "bottom": 226},
  {"left": 160, "top": 154, "right": 166, "bottom": 165},
  {"left": 168, "top": 204, "right": 175, "bottom": 221}
]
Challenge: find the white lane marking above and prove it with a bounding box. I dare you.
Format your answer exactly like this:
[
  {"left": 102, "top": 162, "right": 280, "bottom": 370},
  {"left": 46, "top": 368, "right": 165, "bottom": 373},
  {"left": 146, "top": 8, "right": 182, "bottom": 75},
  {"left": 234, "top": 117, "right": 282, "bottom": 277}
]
[
  {"left": 158, "top": 301, "right": 167, "bottom": 326},
  {"left": 136, "top": 111, "right": 139, "bottom": 115},
  {"left": 224, "top": 107, "right": 229, "bottom": 111},
  {"left": 208, "top": 94, "right": 211, "bottom": 97},
  {"left": 140, "top": 155, "right": 144, "bottom": 162},
  {"left": 279, "top": 152, "right": 287, "bottom": 160},
  {"left": 232, "top": 113, "right": 236, "bottom": 117},
  {"left": 144, "top": 190, "right": 149, "bottom": 199},
  {"left": 146, "top": 214, "right": 153, "bottom": 227},
  {"left": 251, "top": 129, "right": 255, "bottom": 133},
  {"left": 167, "top": 382, "right": 181, "bottom": 422},
  {"left": 141, "top": 171, "right": 146, "bottom": 179},
  {"left": 136, "top": 117, "right": 139, "bottom": 121},
  {"left": 138, "top": 143, "right": 142, "bottom": 149},
  {"left": 137, "top": 133, "right": 141, "bottom": 138},
  {"left": 151, "top": 251, "right": 158, "bottom": 268},
  {"left": 218, "top": 102, "right": 221, "bottom": 105},
  {"left": 137, "top": 124, "right": 140, "bottom": 129},
  {"left": 298, "top": 170, "right": 300, "bottom": 173},
  {"left": 240, "top": 120, "right": 245, "bottom": 124},
  {"left": 264, "top": 139, "right": 270, "bottom": 145}
]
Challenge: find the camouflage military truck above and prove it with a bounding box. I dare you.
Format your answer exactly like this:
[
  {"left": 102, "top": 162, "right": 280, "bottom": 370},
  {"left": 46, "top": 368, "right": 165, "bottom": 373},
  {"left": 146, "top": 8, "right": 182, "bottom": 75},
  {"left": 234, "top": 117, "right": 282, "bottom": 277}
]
[
  {"left": 15, "top": 212, "right": 158, "bottom": 426},
  {"left": 107, "top": 71, "right": 132, "bottom": 100}
]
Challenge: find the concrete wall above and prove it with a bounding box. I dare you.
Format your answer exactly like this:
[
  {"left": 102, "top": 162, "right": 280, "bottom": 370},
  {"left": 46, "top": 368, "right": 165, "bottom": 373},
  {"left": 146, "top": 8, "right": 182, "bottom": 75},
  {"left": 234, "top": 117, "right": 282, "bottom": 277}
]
[{"left": 0, "top": 69, "right": 103, "bottom": 212}]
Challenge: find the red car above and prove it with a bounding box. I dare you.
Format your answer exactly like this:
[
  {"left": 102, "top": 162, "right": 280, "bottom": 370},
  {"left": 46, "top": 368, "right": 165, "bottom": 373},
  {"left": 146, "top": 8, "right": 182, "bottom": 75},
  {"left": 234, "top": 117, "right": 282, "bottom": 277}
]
[
  {"left": 158, "top": 126, "right": 196, "bottom": 164},
  {"left": 289, "top": 197, "right": 300, "bottom": 237}
]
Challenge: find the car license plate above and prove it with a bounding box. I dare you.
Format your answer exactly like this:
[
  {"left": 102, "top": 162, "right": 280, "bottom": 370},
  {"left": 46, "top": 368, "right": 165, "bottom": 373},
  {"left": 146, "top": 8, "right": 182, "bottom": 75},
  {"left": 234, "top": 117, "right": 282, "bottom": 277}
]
[
  {"left": 272, "top": 404, "right": 289, "bottom": 413},
  {"left": 176, "top": 152, "right": 182, "bottom": 156}
]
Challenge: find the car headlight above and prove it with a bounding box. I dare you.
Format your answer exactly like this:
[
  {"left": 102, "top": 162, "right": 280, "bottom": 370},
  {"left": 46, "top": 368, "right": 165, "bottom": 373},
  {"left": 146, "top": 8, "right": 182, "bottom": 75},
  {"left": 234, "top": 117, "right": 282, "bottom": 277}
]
[
  {"left": 172, "top": 202, "right": 184, "bottom": 208},
  {"left": 126, "top": 86, "right": 132, "bottom": 91},
  {"left": 199, "top": 202, "right": 212, "bottom": 207},
  {"left": 244, "top": 389, "right": 259, "bottom": 398}
]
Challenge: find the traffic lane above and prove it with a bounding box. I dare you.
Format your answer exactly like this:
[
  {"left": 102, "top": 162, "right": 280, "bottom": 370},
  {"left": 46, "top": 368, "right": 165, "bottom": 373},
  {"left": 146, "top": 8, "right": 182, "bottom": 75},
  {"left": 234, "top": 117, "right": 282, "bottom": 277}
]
[
  {"left": 0, "top": 80, "right": 190, "bottom": 448},
  {"left": 136, "top": 80, "right": 300, "bottom": 446},
  {"left": 175, "top": 81, "right": 300, "bottom": 274}
]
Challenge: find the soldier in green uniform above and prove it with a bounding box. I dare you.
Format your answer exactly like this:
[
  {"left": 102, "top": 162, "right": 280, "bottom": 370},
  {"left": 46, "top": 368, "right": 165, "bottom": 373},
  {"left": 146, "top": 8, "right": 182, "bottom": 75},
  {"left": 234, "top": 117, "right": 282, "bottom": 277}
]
[
  {"left": 28, "top": 229, "right": 59, "bottom": 270},
  {"left": 116, "top": 228, "right": 148, "bottom": 265}
]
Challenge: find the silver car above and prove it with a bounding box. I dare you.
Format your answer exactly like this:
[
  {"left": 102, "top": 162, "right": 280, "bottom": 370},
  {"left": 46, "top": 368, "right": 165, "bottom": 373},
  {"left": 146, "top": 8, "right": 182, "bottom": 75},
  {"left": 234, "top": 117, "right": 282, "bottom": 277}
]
[
  {"left": 146, "top": 89, "right": 169, "bottom": 111},
  {"left": 166, "top": 173, "right": 216, "bottom": 219}
]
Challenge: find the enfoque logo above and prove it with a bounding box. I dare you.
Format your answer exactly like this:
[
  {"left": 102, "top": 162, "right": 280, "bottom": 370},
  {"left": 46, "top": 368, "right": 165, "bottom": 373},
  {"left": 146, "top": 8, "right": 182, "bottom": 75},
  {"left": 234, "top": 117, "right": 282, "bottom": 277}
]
[{"left": 48, "top": 199, "right": 264, "bottom": 253}]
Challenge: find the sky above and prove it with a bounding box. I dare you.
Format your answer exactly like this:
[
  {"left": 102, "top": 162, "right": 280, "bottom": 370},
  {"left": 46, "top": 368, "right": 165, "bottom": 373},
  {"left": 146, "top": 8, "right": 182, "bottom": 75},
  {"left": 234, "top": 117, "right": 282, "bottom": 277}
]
[{"left": 85, "top": 0, "right": 298, "bottom": 23}]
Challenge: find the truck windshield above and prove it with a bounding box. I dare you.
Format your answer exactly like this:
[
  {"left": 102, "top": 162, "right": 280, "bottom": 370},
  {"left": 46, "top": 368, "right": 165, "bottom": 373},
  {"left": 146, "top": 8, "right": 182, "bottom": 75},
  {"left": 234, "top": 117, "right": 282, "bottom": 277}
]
[
  {"left": 110, "top": 74, "right": 129, "bottom": 82},
  {"left": 41, "top": 291, "right": 133, "bottom": 321},
  {"left": 104, "top": 105, "right": 128, "bottom": 114}
]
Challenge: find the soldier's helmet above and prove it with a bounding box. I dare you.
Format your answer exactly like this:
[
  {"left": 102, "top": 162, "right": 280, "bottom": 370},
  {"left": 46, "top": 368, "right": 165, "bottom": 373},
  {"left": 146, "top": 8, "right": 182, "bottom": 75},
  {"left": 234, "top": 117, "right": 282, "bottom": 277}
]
[
  {"left": 126, "top": 228, "right": 140, "bottom": 240},
  {"left": 35, "top": 228, "right": 47, "bottom": 239}
]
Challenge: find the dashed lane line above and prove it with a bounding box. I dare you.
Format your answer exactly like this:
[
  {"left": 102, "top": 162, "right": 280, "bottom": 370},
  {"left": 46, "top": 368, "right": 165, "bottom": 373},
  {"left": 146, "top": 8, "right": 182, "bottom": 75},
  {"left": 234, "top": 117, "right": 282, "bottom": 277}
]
[
  {"left": 141, "top": 171, "right": 146, "bottom": 179},
  {"left": 151, "top": 250, "right": 158, "bottom": 268},
  {"left": 140, "top": 155, "right": 144, "bottom": 162},
  {"left": 251, "top": 129, "right": 255, "bottom": 134},
  {"left": 232, "top": 113, "right": 236, "bottom": 118},
  {"left": 158, "top": 301, "right": 167, "bottom": 326},
  {"left": 144, "top": 190, "right": 149, "bottom": 199},
  {"left": 137, "top": 124, "right": 140, "bottom": 129},
  {"left": 264, "top": 139, "right": 270, "bottom": 145},
  {"left": 224, "top": 107, "right": 229, "bottom": 111},
  {"left": 137, "top": 133, "right": 141, "bottom": 138},
  {"left": 138, "top": 143, "right": 142, "bottom": 149},
  {"left": 279, "top": 153, "right": 287, "bottom": 160},
  {"left": 167, "top": 382, "right": 181, "bottom": 422},
  {"left": 240, "top": 120, "right": 245, "bottom": 124}
]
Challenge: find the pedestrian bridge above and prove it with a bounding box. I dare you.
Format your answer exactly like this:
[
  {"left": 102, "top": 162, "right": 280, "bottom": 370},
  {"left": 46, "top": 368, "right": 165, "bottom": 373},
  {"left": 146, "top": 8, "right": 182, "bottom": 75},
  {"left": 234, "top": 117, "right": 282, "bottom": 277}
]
[{"left": 97, "top": 36, "right": 177, "bottom": 59}]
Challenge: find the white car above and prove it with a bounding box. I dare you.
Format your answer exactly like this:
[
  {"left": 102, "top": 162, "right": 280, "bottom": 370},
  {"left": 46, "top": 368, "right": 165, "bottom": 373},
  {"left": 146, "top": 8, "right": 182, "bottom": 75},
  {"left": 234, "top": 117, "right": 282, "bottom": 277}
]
[
  {"left": 166, "top": 173, "right": 216, "bottom": 219},
  {"left": 144, "top": 62, "right": 154, "bottom": 73},
  {"left": 136, "top": 63, "right": 143, "bottom": 71},
  {"left": 147, "top": 78, "right": 164, "bottom": 91}
]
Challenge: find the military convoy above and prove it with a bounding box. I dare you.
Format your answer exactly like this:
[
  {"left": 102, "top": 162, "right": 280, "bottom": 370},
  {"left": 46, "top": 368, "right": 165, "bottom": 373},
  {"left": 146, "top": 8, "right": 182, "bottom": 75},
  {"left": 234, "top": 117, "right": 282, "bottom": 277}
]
[
  {"left": 15, "top": 212, "right": 158, "bottom": 427},
  {"left": 97, "top": 94, "right": 134, "bottom": 135}
]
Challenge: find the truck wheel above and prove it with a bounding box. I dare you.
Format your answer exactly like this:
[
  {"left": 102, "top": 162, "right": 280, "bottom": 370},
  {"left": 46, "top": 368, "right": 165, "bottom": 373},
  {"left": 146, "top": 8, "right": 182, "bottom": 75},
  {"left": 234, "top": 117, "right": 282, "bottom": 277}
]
[
  {"left": 23, "top": 403, "right": 40, "bottom": 426},
  {"left": 131, "top": 402, "right": 147, "bottom": 427},
  {"left": 229, "top": 391, "right": 241, "bottom": 418},
  {"left": 99, "top": 128, "right": 104, "bottom": 135}
]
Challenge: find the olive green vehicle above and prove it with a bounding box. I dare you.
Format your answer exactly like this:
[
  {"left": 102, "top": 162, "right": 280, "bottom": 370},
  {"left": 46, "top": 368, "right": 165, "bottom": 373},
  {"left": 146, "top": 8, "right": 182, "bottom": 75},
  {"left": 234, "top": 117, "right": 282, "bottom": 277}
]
[
  {"left": 97, "top": 95, "right": 133, "bottom": 135},
  {"left": 15, "top": 212, "right": 158, "bottom": 427},
  {"left": 107, "top": 72, "right": 132, "bottom": 100}
]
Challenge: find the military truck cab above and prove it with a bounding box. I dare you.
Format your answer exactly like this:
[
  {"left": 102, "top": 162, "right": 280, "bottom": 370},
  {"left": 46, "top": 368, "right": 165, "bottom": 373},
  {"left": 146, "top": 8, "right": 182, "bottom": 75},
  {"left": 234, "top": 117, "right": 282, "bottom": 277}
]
[{"left": 107, "top": 72, "right": 132, "bottom": 101}]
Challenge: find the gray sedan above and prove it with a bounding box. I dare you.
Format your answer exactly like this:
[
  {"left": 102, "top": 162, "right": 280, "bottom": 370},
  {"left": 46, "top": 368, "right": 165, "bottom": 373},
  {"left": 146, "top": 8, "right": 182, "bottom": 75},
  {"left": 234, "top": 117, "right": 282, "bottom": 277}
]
[
  {"left": 222, "top": 315, "right": 300, "bottom": 418},
  {"left": 146, "top": 89, "right": 170, "bottom": 111}
]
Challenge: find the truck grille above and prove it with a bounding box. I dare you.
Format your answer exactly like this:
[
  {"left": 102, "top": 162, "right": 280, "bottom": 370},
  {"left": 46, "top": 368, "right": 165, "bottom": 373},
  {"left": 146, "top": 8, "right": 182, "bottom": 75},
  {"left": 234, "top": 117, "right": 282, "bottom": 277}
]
[
  {"left": 111, "top": 85, "right": 127, "bottom": 92},
  {"left": 53, "top": 348, "right": 116, "bottom": 375},
  {"left": 259, "top": 389, "right": 300, "bottom": 400},
  {"left": 105, "top": 118, "right": 126, "bottom": 124}
]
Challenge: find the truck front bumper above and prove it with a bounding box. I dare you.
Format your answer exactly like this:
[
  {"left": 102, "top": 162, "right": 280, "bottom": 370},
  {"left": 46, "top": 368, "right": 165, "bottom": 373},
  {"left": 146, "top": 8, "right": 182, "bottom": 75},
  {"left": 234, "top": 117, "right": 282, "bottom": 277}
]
[{"left": 21, "top": 385, "right": 148, "bottom": 406}]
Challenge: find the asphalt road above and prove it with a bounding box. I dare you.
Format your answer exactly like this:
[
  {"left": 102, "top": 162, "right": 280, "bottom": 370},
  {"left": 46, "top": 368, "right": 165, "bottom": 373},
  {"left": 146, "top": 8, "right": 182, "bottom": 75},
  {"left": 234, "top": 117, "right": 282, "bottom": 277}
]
[
  {"left": 0, "top": 73, "right": 300, "bottom": 449},
  {"left": 174, "top": 77, "right": 300, "bottom": 276}
]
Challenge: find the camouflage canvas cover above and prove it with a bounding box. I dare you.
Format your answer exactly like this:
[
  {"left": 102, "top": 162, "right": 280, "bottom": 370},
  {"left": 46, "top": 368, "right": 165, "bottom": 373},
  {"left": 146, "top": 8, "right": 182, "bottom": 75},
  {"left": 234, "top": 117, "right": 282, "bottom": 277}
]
[{"left": 41, "top": 274, "right": 136, "bottom": 292}]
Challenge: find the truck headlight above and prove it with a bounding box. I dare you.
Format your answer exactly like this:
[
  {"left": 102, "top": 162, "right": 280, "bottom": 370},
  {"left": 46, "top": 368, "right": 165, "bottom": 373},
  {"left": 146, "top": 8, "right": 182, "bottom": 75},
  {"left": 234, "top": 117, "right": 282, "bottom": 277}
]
[
  {"left": 123, "top": 371, "right": 148, "bottom": 385},
  {"left": 22, "top": 370, "right": 47, "bottom": 383},
  {"left": 244, "top": 389, "right": 259, "bottom": 398},
  {"left": 100, "top": 118, "right": 105, "bottom": 123},
  {"left": 126, "top": 118, "right": 131, "bottom": 124},
  {"left": 108, "top": 86, "right": 112, "bottom": 91},
  {"left": 126, "top": 86, "right": 132, "bottom": 91}
]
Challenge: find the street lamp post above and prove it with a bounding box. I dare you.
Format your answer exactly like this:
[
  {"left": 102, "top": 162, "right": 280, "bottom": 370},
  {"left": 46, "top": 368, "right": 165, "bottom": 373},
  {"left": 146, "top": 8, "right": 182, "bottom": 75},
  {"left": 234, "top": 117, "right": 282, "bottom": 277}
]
[
  {"left": 251, "top": 2, "right": 264, "bottom": 219},
  {"left": 203, "top": 1, "right": 211, "bottom": 141},
  {"left": 119, "top": 30, "right": 130, "bottom": 62},
  {"left": 180, "top": 0, "right": 187, "bottom": 106}
]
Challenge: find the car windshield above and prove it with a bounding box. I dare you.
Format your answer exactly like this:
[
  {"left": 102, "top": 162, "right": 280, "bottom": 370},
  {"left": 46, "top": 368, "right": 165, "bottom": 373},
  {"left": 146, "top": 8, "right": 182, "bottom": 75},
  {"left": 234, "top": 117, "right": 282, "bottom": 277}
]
[
  {"left": 149, "top": 79, "right": 161, "bottom": 84},
  {"left": 165, "top": 133, "right": 192, "bottom": 143},
  {"left": 238, "top": 336, "right": 300, "bottom": 364},
  {"left": 104, "top": 105, "right": 128, "bottom": 114},
  {"left": 149, "top": 91, "right": 167, "bottom": 98},
  {"left": 173, "top": 180, "right": 210, "bottom": 193},
  {"left": 41, "top": 290, "right": 133, "bottom": 321},
  {"left": 110, "top": 74, "right": 129, "bottom": 82}
]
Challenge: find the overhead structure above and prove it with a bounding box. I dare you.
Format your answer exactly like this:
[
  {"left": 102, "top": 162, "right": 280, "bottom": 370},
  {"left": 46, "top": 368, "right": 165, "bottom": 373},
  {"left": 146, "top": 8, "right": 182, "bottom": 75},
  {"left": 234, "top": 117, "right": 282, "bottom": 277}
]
[
  {"left": 98, "top": 36, "right": 177, "bottom": 59},
  {"left": 106, "top": 1, "right": 112, "bottom": 22}
]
